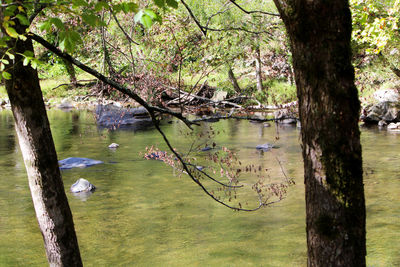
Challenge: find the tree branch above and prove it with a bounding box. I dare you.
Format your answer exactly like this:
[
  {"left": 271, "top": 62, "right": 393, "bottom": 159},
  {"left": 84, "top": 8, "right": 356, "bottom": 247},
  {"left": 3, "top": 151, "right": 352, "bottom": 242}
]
[
  {"left": 30, "top": 33, "right": 195, "bottom": 129},
  {"left": 228, "top": 0, "right": 280, "bottom": 17},
  {"left": 180, "top": 0, "right": 207, "bottom": 36},
  {"left": 109, "top": 7, "right": 140, "bottom": 45}
]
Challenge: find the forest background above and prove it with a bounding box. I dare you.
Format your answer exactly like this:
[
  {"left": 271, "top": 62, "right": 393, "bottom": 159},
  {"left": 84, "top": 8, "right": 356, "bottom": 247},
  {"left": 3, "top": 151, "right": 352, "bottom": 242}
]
[{"left": 1, "top": 0, "right": 399, "bottom": 108}]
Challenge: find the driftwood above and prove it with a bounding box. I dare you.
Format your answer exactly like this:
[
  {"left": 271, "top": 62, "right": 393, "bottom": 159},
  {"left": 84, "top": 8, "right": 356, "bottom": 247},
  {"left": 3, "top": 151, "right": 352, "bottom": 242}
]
[
  {"left": 167, "top": 89, "right": 243, "bottom": 108},
  {"left": 191, "top": 113, "right": 281, "bottom": 123}
]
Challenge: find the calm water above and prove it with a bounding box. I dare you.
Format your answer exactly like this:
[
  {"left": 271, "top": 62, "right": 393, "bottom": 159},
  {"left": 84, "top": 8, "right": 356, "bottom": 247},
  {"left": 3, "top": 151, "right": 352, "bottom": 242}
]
[{"left": 0, "top": 109, "right": 399, "bottom": 266}]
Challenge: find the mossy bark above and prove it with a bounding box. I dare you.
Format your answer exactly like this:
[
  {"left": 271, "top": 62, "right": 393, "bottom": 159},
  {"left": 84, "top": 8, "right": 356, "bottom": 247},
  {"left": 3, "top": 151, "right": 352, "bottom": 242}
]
[
  {"left": 1, "top": 6, "right": 82, "bottom": 267},
  {"left": 273, "top": 0, "right": 366, "bottom": 266}
]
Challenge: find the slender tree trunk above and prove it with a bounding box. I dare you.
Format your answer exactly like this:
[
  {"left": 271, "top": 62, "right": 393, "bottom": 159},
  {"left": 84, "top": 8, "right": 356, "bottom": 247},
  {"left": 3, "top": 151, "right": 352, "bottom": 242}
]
[
  {"left": 227, "top": 65, "right": 241, "bottom": 93},
  {"left": 1, "top": 7, "right": 82, "bottom": 267},
  {"left": 62, "top": 58, "right": 77, "bottom": 86},
  {"left": 273, "top": 1, "right": 366, "bottom": 266},
  {"left": 100, "top": 12, "right": 116, "bottom": 76},
  {"left": 255, "top": 45, "right": 264, "bottom": 93}
]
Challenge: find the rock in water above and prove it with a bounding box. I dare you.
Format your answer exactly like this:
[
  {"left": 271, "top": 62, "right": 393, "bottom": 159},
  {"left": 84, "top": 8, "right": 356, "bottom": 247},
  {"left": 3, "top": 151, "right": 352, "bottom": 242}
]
[
  {"left": 256, "top": 143, "right": 276, "bottom": 152},
  {"left": 108, "top": 143, "right": 119, "bottom": 148},
  {"left": 70, "top": 178, "right": 96, "bottom": 193},
  {"left": 95, "top": 104, "right": 153, "bottom": 130},
  {"left": 59, "top": 157, "right": 103, "bottom": 169}
]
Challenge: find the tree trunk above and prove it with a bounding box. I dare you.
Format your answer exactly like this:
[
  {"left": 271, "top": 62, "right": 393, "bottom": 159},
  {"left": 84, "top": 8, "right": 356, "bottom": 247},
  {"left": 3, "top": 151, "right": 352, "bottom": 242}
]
[
  {"left": 1, "top": 7, "right": 82, "bottom": 267},
  {"left": 227, "top": 65, "right": 241, "bottom": 93},
  {"left": 255, "top": 45, "right": 264, "bottom": 93},
  {"left": 273, "top": 1, "right": 366, "bottom": 266},
  {"left": 62, "top": 58, "right": 77, "bottom": 86}
]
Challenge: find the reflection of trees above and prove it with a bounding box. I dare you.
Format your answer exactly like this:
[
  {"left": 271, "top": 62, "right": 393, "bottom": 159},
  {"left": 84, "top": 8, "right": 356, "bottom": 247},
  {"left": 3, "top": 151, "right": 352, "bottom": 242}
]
[{"left": 0, "top": 112, "right": 17, "bottom": 167}]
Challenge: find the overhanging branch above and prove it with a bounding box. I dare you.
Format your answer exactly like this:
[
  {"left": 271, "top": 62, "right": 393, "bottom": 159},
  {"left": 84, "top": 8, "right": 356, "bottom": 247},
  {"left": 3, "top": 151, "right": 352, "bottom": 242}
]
[{"left": 29, "top": 33, "right": 195, "bottom": 129}]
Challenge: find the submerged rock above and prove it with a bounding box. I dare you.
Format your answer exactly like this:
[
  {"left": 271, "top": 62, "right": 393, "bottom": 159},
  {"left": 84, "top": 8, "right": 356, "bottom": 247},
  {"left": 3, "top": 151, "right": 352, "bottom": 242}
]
[
  {"left": 71, "top": 178, "right": 95, "bottom": 193},
  {"left": 96, "top": 104, "right": 153, "bottom": 130},
  {"left": 256, "top": 143, "right": 277, "bottom": 152},
  {"left": 200, "top": 146, "right": 213, "bottom": 152},
  {"left": 59, "top": 157, "right": 103, "bottom": 169}
]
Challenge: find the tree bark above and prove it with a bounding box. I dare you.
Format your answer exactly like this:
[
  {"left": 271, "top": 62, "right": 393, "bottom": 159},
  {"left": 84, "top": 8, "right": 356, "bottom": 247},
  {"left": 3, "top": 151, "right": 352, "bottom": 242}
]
[
  {"left": 273, "top": 0, "right": 366, "bottom": 266},
  {"left": 1, "top": 7, "right": 82, "bottom": 267},
  {"left": 62, "top": 58, "right": 77, "bottom": 86},
  {"left": 255, "top": 44, "right": 264, "bottom": 93},
  {"left": 227, "top": 65, "right": 241, "bottom": 92}
]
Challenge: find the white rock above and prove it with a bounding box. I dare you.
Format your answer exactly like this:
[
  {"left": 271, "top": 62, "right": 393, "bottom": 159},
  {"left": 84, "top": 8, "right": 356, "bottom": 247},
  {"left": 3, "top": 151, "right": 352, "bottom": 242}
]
[
  {"left": 387, "top": 122, "right": 400, "bottom": 130},
  {"left": 70, "top": 178, "right": 95, "bottom": 193},
  {"left": 108, "top": 143, "right": 119, "bottom": 148},
  {"left": 373, "top": 89, "right": 400, "bottom": 103}
]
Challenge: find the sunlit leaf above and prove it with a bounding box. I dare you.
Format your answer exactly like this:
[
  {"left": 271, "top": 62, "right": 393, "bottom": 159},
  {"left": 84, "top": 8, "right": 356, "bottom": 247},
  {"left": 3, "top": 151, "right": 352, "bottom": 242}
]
[
  {"left": 141, "top": 15, "right": 153, "bottom": 28},
  {"left": 23, "top": 57, "right": 29, "bottom": 66},
  {"left": 4, "top": 26, "right": 18, "bottom": 38},
  {"left": 2, "top": 71, "right": 12, "bottom": 80}
]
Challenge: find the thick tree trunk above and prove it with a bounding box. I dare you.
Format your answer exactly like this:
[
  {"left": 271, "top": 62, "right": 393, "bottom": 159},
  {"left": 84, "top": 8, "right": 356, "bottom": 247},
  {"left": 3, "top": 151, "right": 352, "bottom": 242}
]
[
  {"left": 1, "top": 8, "right": 82, "bottom": 267},
  {"left": 273, "top": 1, "right": 366, "bottom": 266},
  {"left": 227, "top": 65, "right": 241, "bottom": 93}
]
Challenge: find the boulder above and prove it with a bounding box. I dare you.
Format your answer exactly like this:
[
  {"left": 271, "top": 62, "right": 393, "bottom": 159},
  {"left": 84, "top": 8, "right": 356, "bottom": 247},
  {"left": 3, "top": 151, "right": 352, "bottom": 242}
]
[
  {"left": 274, "top": 108, "right": 298, "bottom": 124},
  {"left": 59, "top": 157, "right": 103, "bottom": 170},
  {"left": 70, "top": 178, "right": 95, "bottom": 193},
  {"left": 362, "top": 101, "right": 400, "bottom": 123},
  {"left": 96, "top": 104, "right": 153, "bottom": 129},
  {"left": 212, "top": 91, "right": 228, "bottom": 102},
  {"left": 387, "top": 122, "right": 400, "bottom": 131},
  {"left": 373, "top": 89, "right": 399, "bottom": 103}
]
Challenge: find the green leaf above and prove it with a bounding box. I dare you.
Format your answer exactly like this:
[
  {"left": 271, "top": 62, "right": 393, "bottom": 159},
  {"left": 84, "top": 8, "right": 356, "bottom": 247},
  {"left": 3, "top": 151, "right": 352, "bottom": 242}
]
[
  {"left": 39, "top": 20, "right": 52, "bottom": 32},
  {"left": 144, "top": 9, "right": 158, "bottom": 19},
  {"left": 50, "top": 18, "right": 65, "bottom": 30},
  {"left": 95, "top": 1, "right": 110, "bottom": 11},
  {"left": 82, "top": 14, "right": 100, "bottom": 27},
  {"left": 141, "top": 15, "right": 153, "bottom": 28},
  {"left": 16, "top": 14, "right": 30, "bottom": 26},
  {"left": 6, "top": 52, "right": 15, "bottom": 60},
  {"left": 134, "top": 10, "right": 144, "bottom": 23},
  {"left": 154, "top": 0, "right": 165, "bottom": 8},
  {"left": 4, "top": 5, "right": 17, "bottom": 17},
  {"left": 2, "top": 71, "right": 12, "bottom": 80},
  {"left": 1, "top": 59, "right": 9, "bottom": 65},
  {"left": 4, "top": 26, "right": 19, "bottom": 38},
  {"left": 23, "top": 50, "right": 34, "bottom": 57},
  {"left": 72, "top": 0, "right": 89, "bottom": 7},
  {"left": 59, "top": 30, "right": 82, "bottom": 52},
  {"left": 166, "top": 0, "right": 178, "bottom": 8}
]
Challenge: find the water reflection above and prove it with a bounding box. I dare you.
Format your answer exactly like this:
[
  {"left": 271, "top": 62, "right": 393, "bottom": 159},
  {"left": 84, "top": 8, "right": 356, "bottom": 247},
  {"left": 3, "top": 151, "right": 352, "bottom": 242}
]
[{"left": 0, "top": 110, "right": 399, "bottom": 266}]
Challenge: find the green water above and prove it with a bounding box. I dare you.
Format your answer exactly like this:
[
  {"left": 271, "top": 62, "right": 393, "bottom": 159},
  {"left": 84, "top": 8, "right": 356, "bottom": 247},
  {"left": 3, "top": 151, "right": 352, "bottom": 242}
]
[{"left": 0, "top": 109, "right": 399, "bottom": 266}]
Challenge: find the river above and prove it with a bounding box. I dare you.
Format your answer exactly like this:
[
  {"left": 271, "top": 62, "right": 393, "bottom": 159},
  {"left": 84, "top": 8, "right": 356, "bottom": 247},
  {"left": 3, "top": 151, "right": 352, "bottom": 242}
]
[{"left": 0, "top": 109, "right": 399, "bottom": 266}]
